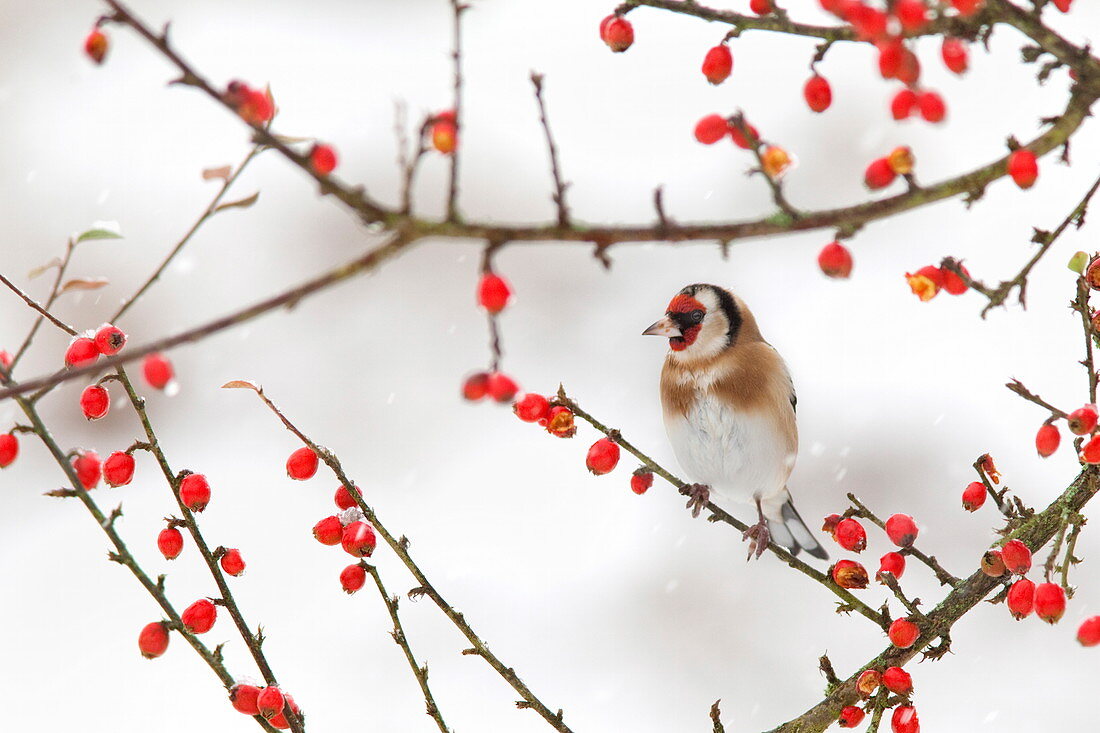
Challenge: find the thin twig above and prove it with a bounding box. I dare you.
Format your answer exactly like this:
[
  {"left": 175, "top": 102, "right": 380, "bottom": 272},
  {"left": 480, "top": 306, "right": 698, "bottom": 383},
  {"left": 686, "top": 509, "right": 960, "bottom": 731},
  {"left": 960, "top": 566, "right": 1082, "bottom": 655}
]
[
  {"left": 530, "top": 72, "right": 570, "bottom": 227},
  {"left": 0, "top": 273, "right": 78, "bottom": 336},
  {"left": 729, "top": 113, "right": 799, "bottom": 220},
  {"left": 11, "top": 239, "right": 76, "bottom": 369},
  {"left": 845, "top": 494, "right": 960, "bottom": 587},
  {"left": 1006, "top": 378, "right": 1069, "bottom": 419},
  {"left": 445, "top": 0, "right": 466, "bottom": 222}
]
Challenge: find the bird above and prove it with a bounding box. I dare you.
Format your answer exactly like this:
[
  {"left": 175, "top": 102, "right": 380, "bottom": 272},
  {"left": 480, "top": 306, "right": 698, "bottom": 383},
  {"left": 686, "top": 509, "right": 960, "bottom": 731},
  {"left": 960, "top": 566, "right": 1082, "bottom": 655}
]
[{"left": 643, "top": 283, "right": 827, "bottom": 560}]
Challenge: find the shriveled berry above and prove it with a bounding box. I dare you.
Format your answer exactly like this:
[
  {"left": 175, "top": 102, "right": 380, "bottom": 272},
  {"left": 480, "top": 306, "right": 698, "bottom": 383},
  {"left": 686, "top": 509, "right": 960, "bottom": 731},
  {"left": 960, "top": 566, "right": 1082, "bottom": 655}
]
[
  {"left": 586, "top": 438, "right": 620, "bottom": 475},
  {"left": 256, "top": 686, "right": 285, "bottom": 720},
  {"left": 179, "top": 473, "right": 211, "bottom": 512},
  {"left": 981, "top": 549, "right": 1006, "bottom": 577},
  {"left": 888, "top": 618, "right": 920, "bottom": 648},
  {"left": 334, "top": 483, "right": 362, "bottom": 510},
  {"left": 157, "top": 527, "right": 184, "bottom": 560},
  {"left": 878, "top": 551, "right": 906, "bottom": 581},
  {"left": 1034, "top": 582, "right": 1066, "bottom": 624},
  {"left": 941, "top": 38, "right": 969, "bottom": 74},
  {"left": 822, "top": 513, "right": 843, "bottom": 537},
  {"left": 1036, "top": 423, "right": 1060, "bottom": 457},
  {"left": 1077, "top": 616, "right": 1100, "bottom": 646},
  {"left": 1067, "top": 404, "right": 1097, "bottom": 435},
  {"left": 856, "top": 669, "right": 881, "bottom": 699},
  {"left": 882, "top": 666, "right": 913, "bottom": 695},
  {"left": 962, "top": 481, "right": 986, "bottom": 511},
  {"left": 600, "top": 15, "right": 634, "bottom": 53},
  {"left": 230, "top": 683, "right": 261, "bottom": 715},
  {"left": 891, "top": 705, "right": 920, "bottom": 733},
  {"left": 286, "top": 447, "right": 319, "bottom": 480},
  {"left": 341, "top": 521, "right": 377, "bottom": 558},
  {"left": 803, "top": 75, "right": 832, "bottom": 112},
  {"left": 73, "top": 449, "right": 102, "bottom": 489},
  {"left": 462, "top": 372, "right": 491, "bottom": 401},
  {"left": 631, "top": 468, "right": 654, "bottom": 495},
  {"left": 918, "top": 91, "right": 946, "bottom": 123},
  {"left": 701, "top": 45, "right": 733, "bottom": 85},
  {"left": 545, "top": 406, "right": 576, "bottom": 438},
  {"left": 313, "top": 515, "right": 344, "bottom": 545},
  {"left": 887, "top": 146, "right": 914, "bottom": 175},
  {"left": 309, "top": 144, "right": 338, "bottom": 175},
  {"left": 181, "top": 599, "right": 217, "bottom": 634},
  {"left": 143, "top": 353, "right": 174, "bottom": 390},
  {"left": 694, "top": 114, "right": 729, "bottom": 145},
  {"left": 905, "top": 266, "right": 944, "bottom": 302},
  {"left": 818, "top": 241, "right": 853, "bottom": 279},
  {"left": 0, "top": 433, "right": 18, "bottom": 468},
  {"left": 138, "top": 621, "right": 170, "bottom": 659},
  {"left": 891, "top": 88, "right": 919, "bottom": 120},
  {"left": 65, "top": 337, "right": 99, "bottom": 369},
  {"left": 486, "top": 372, "right": 519, "bottom": 403},
  {"left": 835, "top": 518, "right": 867, "bottom": 552},
  {"left": 80, "top": 384, "right": 110, "bottom": 420},
  {"left": 886, "top": 514, "right": 919, "bottom": 547},
  {"left": 761, "top": 145, "right": 792, "bottom": 180},
  {"left": 514, "top": 393, "right": 551, "bottom": 423},
  {"left": 1007, "top": 578, "right": 1035, "bottom": 619},
  {"left": 1001, "top": 539, "right": 1032, "bottom": 575},
  {"left": 832, "top": 559, "right": 869, "bottom": 589},
  {"left": 84, "top": 28, "right": 109, "bottom": 64},
  {"left": 865, "top": 158, "right": 896, "bottom": 190},
  {"left": 477, "top": 273, "right": 512, "bottom": 313},
  {"left": 838, "top": 706, "right": 865, "bottom": 728},
  {"left": 340, "top": 564, "right": 367, "bottom": 594},
  {"left": 103, "top": 451, "right": 135, "bottom": 487},
  {"left": 1007, "top": 149, "right": 1038, "bottom": 189},
  {"left": 221, "top": 548, "right": 246, "bottom": 576}
]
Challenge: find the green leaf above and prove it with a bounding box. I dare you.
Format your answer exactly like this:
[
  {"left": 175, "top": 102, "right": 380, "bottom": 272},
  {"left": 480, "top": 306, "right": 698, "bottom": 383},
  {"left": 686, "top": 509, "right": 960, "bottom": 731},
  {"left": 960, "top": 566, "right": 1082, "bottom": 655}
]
[
  {"left": 76, "top": 227, "right": 123, "bottom": 243},
  {"left": 1068, "top": 251, "right": 1088, "bottom": 274}
]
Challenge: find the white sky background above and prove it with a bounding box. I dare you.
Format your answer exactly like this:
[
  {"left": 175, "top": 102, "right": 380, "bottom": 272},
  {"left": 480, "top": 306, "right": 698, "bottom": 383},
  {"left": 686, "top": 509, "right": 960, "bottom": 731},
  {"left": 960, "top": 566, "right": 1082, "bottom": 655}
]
[{"left": 1, "top": 1, "right": 1099, "bottom": 731}]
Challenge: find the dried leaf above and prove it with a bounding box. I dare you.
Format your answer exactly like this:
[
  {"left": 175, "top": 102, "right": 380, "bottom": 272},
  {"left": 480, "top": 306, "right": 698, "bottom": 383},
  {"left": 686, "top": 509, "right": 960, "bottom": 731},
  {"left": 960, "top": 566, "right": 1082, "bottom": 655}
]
[
  {"left": 202, "top": 165, "right": 232, "bottom": 181},
  {"left": 271, "top": 134, "right": 313, "bottom": 145},
  {"left": 221, "top": 379, "right": 261, "bottom": 392},
  {"left": 213, "top": 192, "right": 260, "bottom": 213},
  {"left": 58, "top": 278, "right": 109, "bottom": 295},
  {"left": 76, "top": 225, "right": 123, "bottom": 243},
  {"left": 28, "top": 257, "right": 62, "bottom": 279}
]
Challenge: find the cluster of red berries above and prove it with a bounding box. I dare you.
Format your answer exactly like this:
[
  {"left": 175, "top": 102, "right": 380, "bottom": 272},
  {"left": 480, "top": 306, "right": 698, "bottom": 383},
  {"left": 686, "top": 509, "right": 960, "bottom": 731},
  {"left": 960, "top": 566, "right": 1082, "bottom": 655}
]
[
  {"left": 431, "top": 110, "right": 458, "bottom": 155},
  {"left": 693, "top": 114, "right": 761, "bottom": 150},
  {"left": 982, "top": 539, "right": 1069, "bottom": 623},
  {"left": 301, "top": 469, "right": 378, "bottom": 592},
  {"left": 823, "top": 512, "right": 920, "bottom": 590},
  {"left": 903, "top": 263, "right": 969, "bottom": 301},
  {"left": 864, "top": 146, "right": 914, "bottom": 191},
  {"left": 224, "top": 80, "right": 275, "bottom": 126},
  {"left": 462, "top": 270, "right": 520, "bottom": 404},
  {"left": 230, "top": 682, "right": 302, "bottom": 729},
  {"left": 64, "top": 323, "right": 127, "bottom": 369},
  {"left": 840, "top": 666, "right": 917, "bottom": 729},
  {"left": 1031, "top": 402, "right": 1100, "bottom": 464}
]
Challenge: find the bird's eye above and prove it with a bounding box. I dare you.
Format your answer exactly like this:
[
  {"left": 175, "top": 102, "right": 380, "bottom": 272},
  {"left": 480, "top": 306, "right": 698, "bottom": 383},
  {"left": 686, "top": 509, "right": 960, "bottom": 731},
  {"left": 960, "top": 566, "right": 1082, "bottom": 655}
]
[{"left": 690, "top": 310, "right": 705, "bottom": 323}]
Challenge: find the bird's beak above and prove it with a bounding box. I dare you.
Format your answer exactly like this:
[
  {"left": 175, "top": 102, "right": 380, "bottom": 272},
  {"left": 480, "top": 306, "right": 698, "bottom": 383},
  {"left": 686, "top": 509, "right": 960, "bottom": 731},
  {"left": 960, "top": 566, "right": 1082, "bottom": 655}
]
[{"left": 642, "top": 316, "right": 681, "bottom": 337}]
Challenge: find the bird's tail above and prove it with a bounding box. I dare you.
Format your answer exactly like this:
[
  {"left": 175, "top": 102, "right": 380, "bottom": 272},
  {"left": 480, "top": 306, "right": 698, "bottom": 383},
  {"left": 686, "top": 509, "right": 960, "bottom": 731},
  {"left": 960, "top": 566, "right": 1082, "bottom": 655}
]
[{"left": 766, "top": 491, "right": 828, "bottom": 560}]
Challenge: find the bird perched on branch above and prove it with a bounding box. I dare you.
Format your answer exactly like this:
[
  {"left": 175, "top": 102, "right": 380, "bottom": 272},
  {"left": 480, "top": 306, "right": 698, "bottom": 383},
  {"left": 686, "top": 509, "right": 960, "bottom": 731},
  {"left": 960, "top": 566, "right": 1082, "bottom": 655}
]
[{"left": 643, "top": 283, "right": 827, "bottom": 560}]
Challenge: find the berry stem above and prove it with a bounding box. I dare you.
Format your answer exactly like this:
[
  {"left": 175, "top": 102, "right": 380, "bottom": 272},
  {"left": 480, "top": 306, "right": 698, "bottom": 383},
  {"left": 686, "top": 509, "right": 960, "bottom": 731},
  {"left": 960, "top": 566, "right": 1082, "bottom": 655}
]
[{"left": 530, "top": 72, "right": 571, "bottom": 228}]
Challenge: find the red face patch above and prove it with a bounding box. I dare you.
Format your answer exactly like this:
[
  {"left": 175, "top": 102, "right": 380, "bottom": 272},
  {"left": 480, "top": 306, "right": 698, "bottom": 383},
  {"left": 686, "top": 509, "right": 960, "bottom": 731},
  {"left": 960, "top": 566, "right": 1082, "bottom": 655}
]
[
  {"left": 667, "top": 294, "right": 706, "bottom": 314},
  {"left": 666, "top": 293, "right": 706, "bottom": 351},
  {"left": 669, "top": 325, "right": 701, "bottom": 351}
]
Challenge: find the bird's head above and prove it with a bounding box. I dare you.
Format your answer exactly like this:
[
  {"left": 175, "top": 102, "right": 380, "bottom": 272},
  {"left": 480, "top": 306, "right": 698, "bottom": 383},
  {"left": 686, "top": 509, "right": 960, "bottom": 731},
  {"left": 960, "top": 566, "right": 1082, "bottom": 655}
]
[{"left": 643, "top": 284, "right": 743, "bottom": 361}]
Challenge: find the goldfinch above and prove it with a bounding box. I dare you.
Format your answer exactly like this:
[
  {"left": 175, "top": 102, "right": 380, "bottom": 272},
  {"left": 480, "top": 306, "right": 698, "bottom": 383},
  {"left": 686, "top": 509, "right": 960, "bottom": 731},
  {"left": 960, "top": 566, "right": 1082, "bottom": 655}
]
[{"left": 643, "top": 283, "right": 827, "bottom": 560}]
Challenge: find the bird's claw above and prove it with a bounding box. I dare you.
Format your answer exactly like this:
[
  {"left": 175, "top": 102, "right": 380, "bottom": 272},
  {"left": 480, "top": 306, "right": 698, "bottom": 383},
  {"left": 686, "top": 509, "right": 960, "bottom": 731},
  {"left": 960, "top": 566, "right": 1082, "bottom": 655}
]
[
  {"left": 742, "top": 520, "right": 770, "bottom": 561},
  {"left": 682, "top": 483, "right": 710, "bottom": 519}
]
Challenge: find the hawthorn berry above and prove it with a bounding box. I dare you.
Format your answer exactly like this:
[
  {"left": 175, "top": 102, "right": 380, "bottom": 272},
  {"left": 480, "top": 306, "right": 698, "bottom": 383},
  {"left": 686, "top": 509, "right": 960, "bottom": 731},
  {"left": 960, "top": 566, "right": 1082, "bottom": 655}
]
[
  {"left": 1001, "top": 539, "right": 1032, "bottom": 575},
  {"left": 962, "top": 481, "right": 986, "bottom": 512},
  {"left": 73, "top": 449, "right": 102, "bottom": 489},
  {"left": 750, "top": 0, "right": 774, "bottom": 14},
  {"left": 1081, "top": 434, "right": 1100, "bottom": 464},
  {"left": 1052, "top": 0, "right": 1072, "bottom": 12},
  {"left": 334, "top": 483, "right": 363, "bottom": 510},
  {"left": 462, "top": 372, "right": 491, "bottom": 401},
  {"left": 179, "top": 473, "right": 211, "bottom": 512},
  {"left": 888, "top": 617, "right": 920, "bottom": 648},
  {"left": 181, "top": 599, "right": 217, "bottom": 634},
  {"left": 1034, "top": 582, "right": 1067, "bottom": 624},
  {"left": 286, "top": 447, "right": 319, "bottom": 481},
  {"left": 256, "top": 686, "right": 285, "bottom": 720},
  {"left": 885, "top": 514, "right": 919, "bottom": 547},
  {"left": 138, "top": 621, "right": 170, "bottom": 659},
  {"left": 631, "top": 468, "right": 654, "bottom": 495},
  {"left": 103, "top": 451, "right": 135, "bottom": 487},
  {"left": 803, "top": 75, "right": 832, "bottom": 113},
  {"left": 941, "top": 264, "right": 969, "bottom": 295},
  {"left": 1007, "top": 149, "right": 1038, "bottom": 189},
  {"left": 1007, "top": 578, "right": 1036, "bottom": 619},
  {"left": 890, "top": 88, "right": 919, "bottom": 120},
  {"left": 838, "top": 706, "right": 865, "bottom": 728},
  {"left": 864, "top": 158, "right": 897, "bottom": 190},
  {"left": 230, "top": 683, "right": 261, "bottom": 715},
  {"left": 431, "top": 117, "right": 457, "bottom": 154},
  {"left": 856, "top": 669, "right": 881, "bottom": 699},
  {"left": 817, "top": 241, "right": 853, "bottom": 279},
  {"left": 65, "top": 337, "right": 99, "bottom": 369},
  {"left": 341, "top": 521, "right": 377, "bottom": 558},
  {"left": 80, "top": 384, "right": 110, "bottom": 421},
  {"left": 142, "top": 353, "right": 174, "bottom": 390},
  {"left": 694, "top": 114, "right": 729, "bottom": 145},
  {"left": 878, "top": 40, "right": 904, "bottom": 79},
  {"left": 701, "top": 45, "right": 733, "bottom": 85},
  {"left": 728, "top": 121, "right": 760, "bottom": 149},
  {"left": 84, "top": 28, "right": 109, "bottom": 64},
  {"left": 309, "top": 144, "right": 338, "bottom": 176},
  {"left": 313, "top": 515, "right": 344, "bottom": 545},
  {"left": 895, "top": 0, "right": 929, "bottom": 31},
  {"left": 599, "top": 15, "right": 634, "bottom": 53},
  {"left": 586, "top": 438, "right": 620, "bottom": 475},
  {"left": 891, "top": 705, "right": 920, "bottom": 733},
  {"left": 832, "top": 559, "right": 869, "bottom": 589},
  {"left": 905, "top": 266, "right": 944, "bottom": 302},
  {"left": 340, "top": 563, "right": 367, "bottom": 594},
  {"left": 0, "top": 433, "right": 17, "bottom": 468},
  {"left": 882, "top": 666, "right": 913, "bottom": 695},
  {"left": 514, "top": 393, "right": 551, "bottom": 423},
  {"left": 269, "top": 694, "right": 300, "bottom": 730},
  {"left": 1077, "top": 616, "right": 1100, "bottom": 646},
  {"left": 896, "top": 49, "right": 921, "bottom": 85},
  {"left": 918, "top": 92, "right": 946, "bottom": 123},
  {"left": 487, "top": 372, "right": 520, "bottom": 403},
  {"left": 850, "top": 5, "right": 888, "bottom": 40},
  {"left": 941, "top": 38, "right": 969, "bottom": 74},
  {"left": 225, "top": 81, "right": 274, "bottom": 125},
  {"left": 545, "top": 406, "right": 576, "bottom": 438},
  {"left": 761, "top": 146, "right": 792, "bottom": 180},
  {"left": 878, "top": 551, "right": 906, "bottom": 580},
  {"left": 477, "top": 272, "right": 512, "bottom": 313},
  {"left": 157, "top": 527, "right": 184, "bottom": 560},
  {"left": 951, "top": 0, "right": 984, "bottom": 16},
  {"left": 835, "top": 518, "right": 867, "bottom": 552},
  {"left": 1067, "top": 404, "right": 1098, "bottom": 435},
  {"left": 981, "top": 549, "right": 1006, "bottom": 577},
  {"left": 221, "top": 548, "right": 246, "bottom": 576}
]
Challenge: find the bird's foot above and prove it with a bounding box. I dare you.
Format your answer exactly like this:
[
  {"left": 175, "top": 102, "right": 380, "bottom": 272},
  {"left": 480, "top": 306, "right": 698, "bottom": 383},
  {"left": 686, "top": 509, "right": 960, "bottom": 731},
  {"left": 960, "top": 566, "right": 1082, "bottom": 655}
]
[
  {"left": 681, "top": 483, "right": 711, "bottom": 519},
  {"left": 742, "top": 520, "right": 770, "bottom": 561}
]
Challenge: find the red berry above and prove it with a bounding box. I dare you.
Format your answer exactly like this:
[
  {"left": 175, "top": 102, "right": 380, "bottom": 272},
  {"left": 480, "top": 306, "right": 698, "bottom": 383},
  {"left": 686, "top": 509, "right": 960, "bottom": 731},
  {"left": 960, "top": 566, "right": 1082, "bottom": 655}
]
[
  {"left": 850, "top": 6, "right": 888, "bottom": 39},
  {"left": 832, "top": 559, "right": 869, "bottom": 589},
  {"left": 838, "top": 706, "right": 865, "bottom": 728},
  {"left": 882, "top": 666, "right": 913, "bottom": 694},
  {"left": 728, "top": 122, "right": 760, "bottom": 149},
  {"left": 951, "top": 0, "right": 984, "bottom": 15},
  {"left": 856, "top": 669, "right": 881, "bottom": 698},
  {"left": 103, "top": 451, "right": 135, "bottom": 487},
  {"left": 962, "top": 481, "right": 986, "bottom": 512},
  {"left": 84, "top": 28, "right": 109, "bottom": 64},
  {"left": 803, "top": 75, "right": 832, "bottom": 113},
  {"left": 896, "top": 49, "right": 921, "bottom": 85},
  {"left": 80, "top": 384, "right": 110, "bottom": 420},
  {"left": 230, "top": 684, "right": 261, "bottom": 715},
  {"left": 888, "top": 618, "right": 920, "bottom": 648},
  {"left": 701, "top": 45, "right": 733, "bottom": 85},
  {"left": 906, "top": 265, "right": 945, "bottom": 302},
  {"left": 65, "top": 337, "right": 99, "bottom": 369},
  {"left": 340, "top": 564, "right": 367, "bottom": 594},
  {"left": 432, "top": 120, "right": 457, "bottom": 154},
  {"left": 891, "top": 88, "right": 919, "bottom": 120},
  {"left": 0, "top": 433, "right": 18, "bottom": 468},
  {"left": 817, "top": 241, "right": 853, "bottom": 279},
  {"left": 221, "top": 548, "right": 246, "bottom": 576},
  {"left": 878, "top": 551, "right": 906, "bottom": 580},
  {"left": 1007, "top": 578, "right": 1036, "bottom": 619},
  {"left": 269, "top": 693, "right": 300, "bottom": 730},
  {"left": 1077, "top": 616, "right": 1100, "bottom": 646},
  {"left": 1001, "top": 539, "right": 1032, "bottom": 575},
  {"left": 586, "top": 438, "right": 620, "bottom": 475},
  {"left": 895, "top": 0, "right": 929, "bottom": 31},
  {"left": 462, "top": 372, "right": 491, "bottom": 401},
  {"left": 1067, "top": 404, "right": 1098, "bottom": 435},
  {"left": 286, "top": 447, "right": 319, "bottom": 480},
  {"left": 477, "top": 273, "right": 512, "bottom": 313},
  {"left": 256, "top": 686, "right": 285, "bottom": 720},
  {"left": 181, "top": 598, "right": 217, "bottom": 634},
  {"left": 864, "top": 158, "right": 897, "bottom": 190},
  {"left": 885, "top": 514, "right": 918, "bottom": 547},
  {"left": 545, "top": 406, "right": 577, "bottom": 438},
  {"left": 878, "top": 40, "right": 904, "bottom": 79},
  {"left": 750, "top": 0, "right": 774, "bottom": 14},
  {"left": 834, "top": 518, "right": 867, "bottom": 552},
  {"left": 694, "top": 114, "right": 729, "bottom": 145},
  {"left": 309, "top": 144, "right": 337, "bottom": 175},
  {"left": 891, "top": 705, "right": 920, "bottom": 733},
  {"left": 1034, "top": 582, "right": 1067, "bottom": 624},
  {"left": 941, "top": 38, "right": 969, "bottom": 74},
  {"left": 157, "top": 527, "right": 184, "bottom": 560},
  {"left": 599, "top": 15, "right": 634, "bottom": 53},
  {"left": 341, "top": 521, "right": 377, "bottom": 557},
  {"left": 486, "top": 372, "right": 519, "bottom": 403},
  {"left": 236, "top": 87, "right": 275, "bottom": 126},
  {"left": 514, "top": 393, "right": 551, "bottom": 423},
  {"left": 1052, "top": 0, "right": 1072, "bottom": 11},
  {"left": 941, "top": 264, "right": 969, "bottom": 295},
  {"left": 981, "top": 549, "right": 1006, "bottom": 577},
  {"left": 313, "top": 515, "right": 344, "bottom": 545},
  {"left": 92, "top": 324, "right": 126, "bottom": 356},
  {"left": 1081, "top": 434, "right": 1100, "bottom": 464},
  {"left": 179, "top": 473, "right": 211, "bottom": 512},
  {"left": 822, "top": 513, "right": 842, "bottom": 537},
  {"left": 1036, "top": 423, "right": 1061, "bottom": 457},
  {"left": 334, "top": 483, "right": 363, "bottom": 510},
  {"left": 1007, "top": 149, "right": 1038, "bottom": 189},
  {"left": 918, "top": 91, "right": 946, "bottom": 123},
  {"left": 73, "top": 449, "right": 102, "bottom": 489},
  {"left": 138, "top": 621, "right": 170, "bottom": 659},
  {"left": 143, "top": 353, "right": 174, "bottom": 390},
  {"left": 631, "top": 469, "right": 654, "bottom": 495}
]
